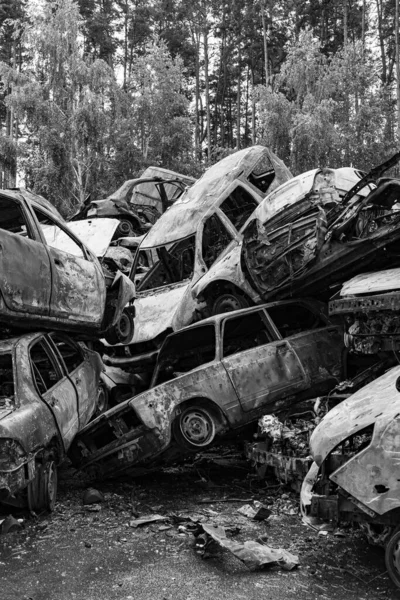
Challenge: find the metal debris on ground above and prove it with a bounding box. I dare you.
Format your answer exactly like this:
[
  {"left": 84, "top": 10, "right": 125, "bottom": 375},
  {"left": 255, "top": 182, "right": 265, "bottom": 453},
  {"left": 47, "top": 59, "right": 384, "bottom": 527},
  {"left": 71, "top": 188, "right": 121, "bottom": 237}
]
[{"left": 195, "top": 523, "right": 299, "bottom": 571}]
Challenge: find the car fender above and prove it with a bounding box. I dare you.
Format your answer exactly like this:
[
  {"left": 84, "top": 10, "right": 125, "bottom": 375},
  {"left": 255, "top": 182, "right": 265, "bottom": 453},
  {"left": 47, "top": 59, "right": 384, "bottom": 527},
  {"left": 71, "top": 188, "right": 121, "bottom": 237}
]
[{"left": 105, "top": 271, "right": 136, "bottom": 329}]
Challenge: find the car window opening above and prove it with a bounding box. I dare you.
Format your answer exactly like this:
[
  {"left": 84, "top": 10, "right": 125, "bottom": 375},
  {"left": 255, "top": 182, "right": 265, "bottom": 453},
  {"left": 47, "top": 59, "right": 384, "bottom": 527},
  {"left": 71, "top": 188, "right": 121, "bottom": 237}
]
[
  {"left": 0, "top": 198, "right": 32, "bottom": 237},
  {"left": 247, "top": 153, "right": 276, "bottom": 193},
  {"left": 30, "top": 341, "right": 61, "bottom": 394},
  {"left": 33, "top": 209, "right": 86, "bottom": 260},
  {"left": 219, "top": 186, "right": 258, "bottom": 231},
  {"left": 50, "top": 335, "right": 83, "bottom": 373},
  {"left": 202, "top": 214, "right": 233, "bottom": 269},
  {"left": 136, "top": 235, "right": 196, "bottom": 292},
  {"left": 0, "top": 353, "right": 15, "bottom": 407},
  {"left": 223, "top": 311, "right": 273, "bottom": 357},
  {"left": 154, "top": 325, "right": 216, "bottom": 385},
  {"left": 267, "top": 304, "right": 326, "bottom": 338}
]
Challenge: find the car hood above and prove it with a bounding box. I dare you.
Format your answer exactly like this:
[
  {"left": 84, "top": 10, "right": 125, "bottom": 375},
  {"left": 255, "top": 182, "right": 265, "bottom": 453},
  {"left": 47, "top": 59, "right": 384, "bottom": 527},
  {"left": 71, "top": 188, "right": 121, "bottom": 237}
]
[
  {"left": 310, "top": 366, "right": 400, "bottom": 466},
  {"left": 340, "top": 267, "right": 400, "bottom": 296},
  {"left": 131, "top": 282, "right": 191, "bottom": 344},
  {"left": 67, "top": 218, "right": 120, "bottom": 257}
]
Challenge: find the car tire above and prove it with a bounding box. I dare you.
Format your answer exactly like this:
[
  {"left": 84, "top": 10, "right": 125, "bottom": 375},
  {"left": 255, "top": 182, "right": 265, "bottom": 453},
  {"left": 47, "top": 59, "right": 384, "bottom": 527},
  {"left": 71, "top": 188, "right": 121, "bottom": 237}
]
[
  {"left": 27, "top": 460, "right": 57, "bottom": 512},
  {"left": 385, "top": 526, "right": 400, "bottom": 588},
  {"left": 95, "top": 383, "right": 109, "bottom": 415},
  {"left": 211, "top": 291, "right": 249, "bottom": 315},
  {"left": 104, "top": 308, "right": 134, "bottom": 345},
  {"left": 173, "top": 405, "right": 217, "bottom": 451}
]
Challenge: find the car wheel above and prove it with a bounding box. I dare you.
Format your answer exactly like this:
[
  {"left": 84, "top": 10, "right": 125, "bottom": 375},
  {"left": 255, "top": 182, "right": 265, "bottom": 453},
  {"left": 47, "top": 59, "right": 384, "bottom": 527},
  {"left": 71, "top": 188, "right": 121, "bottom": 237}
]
[
  {"left": 117, "top": 220, "right": 134, "bottom": 237},
  {"left": 385, "top": 526, "right": 400, "bottom": 588},
  {"left": 27, "top": 460, "right": 57, "bottom": 512},
  {"left": 211, "top": 292, "right": 249, "bottom": 315},
  {"left": 95, "top": 384, "right": 109, "bottom": 415},
  {"left": 104, "top": 308, "right": 134, "bottom": 345},
  {"left": 173, "top": 405, "right": 217, "bottom": 451}
]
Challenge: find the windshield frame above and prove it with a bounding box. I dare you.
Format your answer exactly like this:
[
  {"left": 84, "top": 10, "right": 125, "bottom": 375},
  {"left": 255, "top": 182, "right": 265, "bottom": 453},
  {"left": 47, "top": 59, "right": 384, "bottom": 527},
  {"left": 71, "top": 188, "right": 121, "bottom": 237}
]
[
  {"left": 151, "top": 322, "right": 218, "bottom": 387},
  {"left": 131, "top": 233, "right": 198, "bottom": 292}
]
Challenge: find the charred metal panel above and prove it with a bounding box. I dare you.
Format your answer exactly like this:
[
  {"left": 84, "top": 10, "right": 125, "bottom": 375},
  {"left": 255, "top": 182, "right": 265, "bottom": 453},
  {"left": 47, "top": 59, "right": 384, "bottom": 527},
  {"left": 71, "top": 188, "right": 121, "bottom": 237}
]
[
  {"left": 48, "top": 248, "right": 104, "bottom": 324},
  {"left": 222, "top": 340, "right": 306, "bottom": 412},
  {"left": 0, "top": 231, "right": 51, "bottom": 315}
]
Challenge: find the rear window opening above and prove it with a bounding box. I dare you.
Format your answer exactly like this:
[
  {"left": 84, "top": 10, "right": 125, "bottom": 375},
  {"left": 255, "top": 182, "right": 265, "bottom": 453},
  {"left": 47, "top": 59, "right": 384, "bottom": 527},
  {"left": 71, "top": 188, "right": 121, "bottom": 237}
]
[
  {"left": 154, "top": 325, "right": 216, "bottom": 385},
  {"left": 0, "top": 353, "right": 14, "bottom": 407},
  {"left": 136, "top": 235, "right": 195, "bottom": 292}
]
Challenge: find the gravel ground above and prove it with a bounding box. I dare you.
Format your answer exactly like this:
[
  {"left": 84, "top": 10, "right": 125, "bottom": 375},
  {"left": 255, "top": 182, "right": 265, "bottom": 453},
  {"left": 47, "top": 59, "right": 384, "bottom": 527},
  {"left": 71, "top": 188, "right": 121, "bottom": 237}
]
[{"left": 0, "top": 449, "right": 398, "bottom": 600}]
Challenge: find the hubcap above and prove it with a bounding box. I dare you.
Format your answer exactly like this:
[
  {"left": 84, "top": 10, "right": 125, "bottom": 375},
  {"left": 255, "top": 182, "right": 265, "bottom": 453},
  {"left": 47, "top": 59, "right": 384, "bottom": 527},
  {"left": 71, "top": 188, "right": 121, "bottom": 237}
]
[
  {"left": 214, "top": 295, "right": 242, "bottom": 314},
  {"left": 180, "top": 410, "right": 214, "bottom": 446}
]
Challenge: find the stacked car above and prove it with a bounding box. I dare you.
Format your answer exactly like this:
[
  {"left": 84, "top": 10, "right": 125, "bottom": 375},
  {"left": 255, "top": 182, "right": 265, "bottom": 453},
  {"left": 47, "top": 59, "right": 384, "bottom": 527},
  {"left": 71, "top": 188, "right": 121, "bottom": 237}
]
[{"left": 0, "top": 188, "right": 135, "bottom": 510}]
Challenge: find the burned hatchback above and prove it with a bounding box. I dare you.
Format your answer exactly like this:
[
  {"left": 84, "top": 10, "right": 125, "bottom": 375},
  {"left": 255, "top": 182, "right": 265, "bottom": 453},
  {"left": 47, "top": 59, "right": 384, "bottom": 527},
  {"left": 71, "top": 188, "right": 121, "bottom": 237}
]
[
  {"left": 0, "top": 332, "right": 105, "bottom": 511},
  {"left": 0, "top": 188, "right": 135, "bottom": 343},
  {"left": 301, "top": 365, "right": 400, "bottom": 590},
  {"left": 69, "top": 299, "right": 343, "bottom": 478}
]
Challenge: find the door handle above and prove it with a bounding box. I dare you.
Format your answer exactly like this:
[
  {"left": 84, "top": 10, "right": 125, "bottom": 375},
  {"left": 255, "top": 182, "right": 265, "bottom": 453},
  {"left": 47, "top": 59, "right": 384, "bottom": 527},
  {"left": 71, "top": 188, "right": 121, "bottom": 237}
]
[{"left": 75, "top": 377, "right": 81, "bottom": 385}]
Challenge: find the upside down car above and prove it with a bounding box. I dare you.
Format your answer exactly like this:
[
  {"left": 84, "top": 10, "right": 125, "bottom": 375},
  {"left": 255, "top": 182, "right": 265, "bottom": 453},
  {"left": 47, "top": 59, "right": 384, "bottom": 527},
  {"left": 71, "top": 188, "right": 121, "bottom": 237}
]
[{"left": 0, "top": 189, "right": 135, "bottom": 344}]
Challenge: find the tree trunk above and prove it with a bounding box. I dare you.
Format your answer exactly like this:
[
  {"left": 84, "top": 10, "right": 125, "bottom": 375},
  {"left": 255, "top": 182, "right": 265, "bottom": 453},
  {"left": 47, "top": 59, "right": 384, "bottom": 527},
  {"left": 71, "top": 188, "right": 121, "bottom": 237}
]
[
  {"left": 204, "top": 25, "right": 211, "bottom": 164},
  {"left": 261, "top": 0, "right": 268, "bottom": 85},
  {"left": 236, "top": 43, "right": 241, "bottom": 150},
  {"left": 343, "top": 0, "right": 348, "bottom": 46},
  {"left": 396, "top": 0, "right": 400, "bottom": 143}
]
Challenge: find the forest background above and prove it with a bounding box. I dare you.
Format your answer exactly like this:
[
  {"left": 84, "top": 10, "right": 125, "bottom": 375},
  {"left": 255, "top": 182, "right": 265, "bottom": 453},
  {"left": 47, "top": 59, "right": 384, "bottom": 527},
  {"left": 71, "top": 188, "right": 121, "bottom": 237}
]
[{"left": 0, "top": 0, "right": 398, "bottom": 215}]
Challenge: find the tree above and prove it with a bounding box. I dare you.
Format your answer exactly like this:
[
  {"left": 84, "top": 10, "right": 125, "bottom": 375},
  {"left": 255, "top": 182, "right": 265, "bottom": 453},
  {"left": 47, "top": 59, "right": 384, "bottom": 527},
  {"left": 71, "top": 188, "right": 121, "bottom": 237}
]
[{"left": 0, "top": 0, "right": 119, "bottom": 214}]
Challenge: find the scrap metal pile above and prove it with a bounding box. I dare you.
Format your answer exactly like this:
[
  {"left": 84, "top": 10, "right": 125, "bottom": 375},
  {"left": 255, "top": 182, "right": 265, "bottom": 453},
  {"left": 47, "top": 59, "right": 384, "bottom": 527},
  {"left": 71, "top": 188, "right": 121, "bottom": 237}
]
[{"left": 3, "top": 147, "right": 400, "bottom": 587}]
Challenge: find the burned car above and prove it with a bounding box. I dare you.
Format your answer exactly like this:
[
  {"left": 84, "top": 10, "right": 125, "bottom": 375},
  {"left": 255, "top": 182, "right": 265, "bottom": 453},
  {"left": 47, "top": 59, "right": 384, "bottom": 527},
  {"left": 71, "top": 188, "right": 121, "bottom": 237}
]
[
  {"left": 70, "top": 299, "right": 343, "bottom": 478},
  {"left": 301, "top": 365, "right": 400, "bottom": 589},
  {"left": 71, "top": 166, "right": 196, "bottom": 236},
  {"left": 105, "top": 145, "right": 292, "bottom": 369},
  {"left": 0, "top": 189, "right": 135, "bottom": 343},
  {"left": 192, "top": 166, "right": 369, "bottom": 316},
  {"left": 329, "top": 266, "right": 400, "bottom": 355},
  {"left": 0, "top": 331, "right": 105, "bottom": 511},
  {"left": 241, "top": 152, "right": 400, "bottom": 302}
]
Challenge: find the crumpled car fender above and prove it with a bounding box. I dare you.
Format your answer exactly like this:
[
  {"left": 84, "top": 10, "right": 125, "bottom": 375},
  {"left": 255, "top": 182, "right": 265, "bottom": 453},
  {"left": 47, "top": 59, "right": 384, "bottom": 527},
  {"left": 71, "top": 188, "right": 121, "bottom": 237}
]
[{"left": 105, "top": 271, "right": 136, "bottom": 329}]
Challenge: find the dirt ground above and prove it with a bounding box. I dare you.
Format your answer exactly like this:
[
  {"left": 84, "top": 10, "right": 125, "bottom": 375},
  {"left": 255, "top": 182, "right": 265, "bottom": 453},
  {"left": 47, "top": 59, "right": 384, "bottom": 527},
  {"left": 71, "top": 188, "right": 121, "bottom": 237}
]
[{"left": 0, "top": 447, "right": 399, "bottom": 600}]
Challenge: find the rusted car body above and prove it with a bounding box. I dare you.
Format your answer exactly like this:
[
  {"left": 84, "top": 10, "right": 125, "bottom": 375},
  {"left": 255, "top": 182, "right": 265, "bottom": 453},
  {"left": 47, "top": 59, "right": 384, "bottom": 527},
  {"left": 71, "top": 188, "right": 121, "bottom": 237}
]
[
  {"left": 301, "top": 365, "right": 400, "bottom": 589},
  {"left": 329, "top": 267, "right": 400, "bottom": 355},
  {"left": 192, "top": 166, "right": 368, "bottom": 316},
  {"left": 69, "top": 299, "right": 343, "bottom": 478},
  {"left": 0, "top": 189, "right": 135, "bottom": 343},
  {"left": 71, "top": 166, "right": 196, "bottom": 236},
  {"left": 67, "top": 218, "right": 137, "bottom": 283},
  {"left": 241, "top": 152, "right": 400, "bottom": 302},
  {"left": 105, "top": 146, "right": 292, "bottom": 368},
  {"left": 0, "top": 331, "right": 104, "bottom": 511}
]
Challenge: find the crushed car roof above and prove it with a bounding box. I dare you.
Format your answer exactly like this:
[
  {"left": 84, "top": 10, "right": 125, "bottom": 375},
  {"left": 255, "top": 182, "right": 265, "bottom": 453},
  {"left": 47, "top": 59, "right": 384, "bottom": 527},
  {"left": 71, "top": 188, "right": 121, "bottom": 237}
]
[{"left": 141, "top": 146, "right": 291, "bottom": 249}]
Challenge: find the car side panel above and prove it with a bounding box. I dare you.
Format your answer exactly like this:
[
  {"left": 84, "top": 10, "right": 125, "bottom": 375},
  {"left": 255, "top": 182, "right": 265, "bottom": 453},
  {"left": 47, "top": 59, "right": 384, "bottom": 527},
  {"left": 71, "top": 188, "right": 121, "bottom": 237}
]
[
  {"left": 221, "top": 340, "right": 307, "bottom": 412},
  {"left": 48, "top": 247, "right": 105, "bottom": 324},
  {"left": 70, "top": 349, "right": 102, "bottom": 428},
  {"left": 288, "top": 327, "right": 343, "bottom": 385},
  {"left": 0, "top": 230, "right": 51, "bottom": 315},
  {"left": 41, "top": 377, "right": 79, "bottom": 451}
]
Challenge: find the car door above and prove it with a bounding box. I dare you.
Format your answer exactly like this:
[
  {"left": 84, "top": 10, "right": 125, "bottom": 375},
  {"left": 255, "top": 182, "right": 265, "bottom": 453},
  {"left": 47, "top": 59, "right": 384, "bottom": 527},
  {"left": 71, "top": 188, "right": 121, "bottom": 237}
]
[
  {"left": 30, "top": 337, "right": 79, "bottom": 450},
  {"left": 32, "top": 207, "right": 105, "bottom": 325},
  {"left": 49, "top": 333, "right": 99, "bottom": 428},
  {"left": 0, "top": 195, "right": 52, "bottom": 314},
  {"left": 221, "top": 309, "right": 307, "bottom": 413},
  {"left": 265, "top": 302, "right": 343, "bottom": 387}
]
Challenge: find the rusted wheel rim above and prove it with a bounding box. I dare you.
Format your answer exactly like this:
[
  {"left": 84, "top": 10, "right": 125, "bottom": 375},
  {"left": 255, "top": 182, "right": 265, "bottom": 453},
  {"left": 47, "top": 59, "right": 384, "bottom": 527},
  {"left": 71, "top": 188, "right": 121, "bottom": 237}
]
[
  {"left": 212, "top": 293, "right": 248, "bottom": 315},
  {"left": 44, "top": 461, "right": 57, "bottom": 512},
  {"left": 180, "top": 409, "right": 216, "bottom": 447},
  {"left": 117, "top": 312, "right": 132, "bottom": 338},
  {"left": 96, "top": 385, "right": 107, "bottom": 413}
]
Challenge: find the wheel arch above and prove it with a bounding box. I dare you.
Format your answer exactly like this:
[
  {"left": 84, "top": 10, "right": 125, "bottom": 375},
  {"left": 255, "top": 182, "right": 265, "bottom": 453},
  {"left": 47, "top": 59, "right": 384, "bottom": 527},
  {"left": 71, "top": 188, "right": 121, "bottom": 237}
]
[
  {"left": 200, "top": 279, "right": 253, "bottom": 306},
  {"left": 172, "top": 396, "right": 229, "bottom": 432}
]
